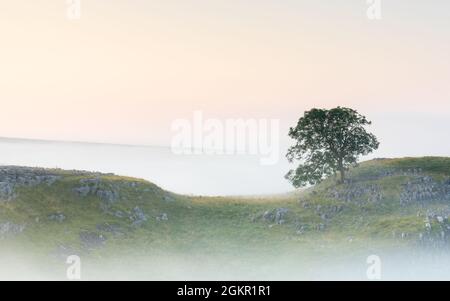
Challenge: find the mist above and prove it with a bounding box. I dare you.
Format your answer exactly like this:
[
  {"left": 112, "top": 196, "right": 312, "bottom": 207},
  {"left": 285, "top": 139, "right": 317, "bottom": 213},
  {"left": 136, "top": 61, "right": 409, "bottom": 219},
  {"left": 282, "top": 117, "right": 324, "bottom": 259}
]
[
  {"left": 0, "top": 137, "right": 292, "bottom": 196},
  {"left": 2, "top": 245, "right": 450, "bottom": 281}
]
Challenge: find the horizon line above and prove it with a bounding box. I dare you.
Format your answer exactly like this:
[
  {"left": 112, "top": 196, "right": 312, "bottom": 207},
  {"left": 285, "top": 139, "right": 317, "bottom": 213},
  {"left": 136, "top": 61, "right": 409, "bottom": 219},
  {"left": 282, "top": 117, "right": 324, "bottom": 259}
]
[{"left": 0, "top": 136, "right": 170, "bottom": 150}]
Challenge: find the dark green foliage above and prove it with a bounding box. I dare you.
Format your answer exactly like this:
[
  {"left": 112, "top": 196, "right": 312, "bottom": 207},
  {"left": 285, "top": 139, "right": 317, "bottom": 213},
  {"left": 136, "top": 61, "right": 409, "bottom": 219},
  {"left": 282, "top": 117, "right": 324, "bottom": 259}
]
[{"left": 286, "top": 107, "right": 379, "bottom": 187}]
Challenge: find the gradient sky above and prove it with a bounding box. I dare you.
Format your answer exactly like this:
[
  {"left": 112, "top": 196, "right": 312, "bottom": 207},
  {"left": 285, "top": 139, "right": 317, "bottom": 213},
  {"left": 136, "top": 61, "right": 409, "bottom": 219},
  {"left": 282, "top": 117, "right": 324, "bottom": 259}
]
[{"left": 1, "top": 1, "right": 449, "bottom": 157}]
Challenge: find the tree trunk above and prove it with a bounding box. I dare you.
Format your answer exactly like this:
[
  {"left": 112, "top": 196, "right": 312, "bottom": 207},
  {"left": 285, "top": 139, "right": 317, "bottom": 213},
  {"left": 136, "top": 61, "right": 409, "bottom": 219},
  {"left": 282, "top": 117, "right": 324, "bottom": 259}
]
[
  {"left": 338, "top": 158, "right": 345, "bottom": 184},
  {"left": 339, "top": 168, "right": 345, "bottom": 184}
]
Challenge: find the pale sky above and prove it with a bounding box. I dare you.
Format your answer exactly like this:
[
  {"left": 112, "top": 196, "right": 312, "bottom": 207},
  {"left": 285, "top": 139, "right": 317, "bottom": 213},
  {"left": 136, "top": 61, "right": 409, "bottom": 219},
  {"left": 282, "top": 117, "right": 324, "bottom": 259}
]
[{"left": 1, "top": 1, "right": 449, "bottom": 157}]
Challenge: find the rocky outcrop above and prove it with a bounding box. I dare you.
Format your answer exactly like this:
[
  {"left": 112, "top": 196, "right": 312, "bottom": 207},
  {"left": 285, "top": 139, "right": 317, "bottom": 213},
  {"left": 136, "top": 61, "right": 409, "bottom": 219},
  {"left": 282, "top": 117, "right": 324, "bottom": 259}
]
[
  {"left": 0, "top": 166, "right": 60, "bottom": 201},
  {"left": 73, "top": 177, "right": 120, "bottom": 204},
  {"left": 259, "top": 208, "right": 289, "bottom": 225},
  {"left": 328, "top": 183, "right": 383, "bottom": 203},
  {"left": 96, "top": 189, "right": 120, "bottom": 204},
  {"left": 417, "top": 212, "right": 450, "bottom": 248},
  {"left": 0, "top": 182, "right": 15, "bottom": 200},
  {"left": 327, "top": 173, "right": 449, "bottom": 206},
  {"left": 314, "top": 204, "right": 344, "bottom": 221},
  {"left": 400, "top": 176, "right": 450, "bottom": 205},
  {"left": 129, "top": 206, "right": 148, "bottom": 226},
  {"left": 73, "top": 186, "right": 90, "bottom": 197},
  {"left": 342, "top": 168, "right": 450, "bottom": 205}
]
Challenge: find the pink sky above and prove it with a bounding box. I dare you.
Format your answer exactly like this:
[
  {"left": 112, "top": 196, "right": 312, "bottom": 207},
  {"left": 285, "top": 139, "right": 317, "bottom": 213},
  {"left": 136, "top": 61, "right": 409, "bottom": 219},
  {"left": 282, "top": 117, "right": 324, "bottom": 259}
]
[{"left": 1, "top": 1, "right": 449, "bottom": 157}]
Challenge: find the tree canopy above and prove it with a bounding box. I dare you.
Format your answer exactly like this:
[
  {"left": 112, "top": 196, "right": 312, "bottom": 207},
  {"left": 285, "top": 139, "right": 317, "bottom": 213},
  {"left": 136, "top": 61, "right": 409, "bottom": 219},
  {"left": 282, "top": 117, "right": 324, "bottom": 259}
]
[{"left": 286, "top": 107, "right": 379, "bottom": 187}]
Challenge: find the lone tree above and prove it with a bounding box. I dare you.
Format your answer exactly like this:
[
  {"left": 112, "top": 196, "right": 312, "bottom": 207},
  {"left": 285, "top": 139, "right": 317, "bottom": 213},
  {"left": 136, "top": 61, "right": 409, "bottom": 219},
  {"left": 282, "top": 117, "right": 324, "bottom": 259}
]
[{"left": 286, "top": 107, "right": 379, "bottom": 187}]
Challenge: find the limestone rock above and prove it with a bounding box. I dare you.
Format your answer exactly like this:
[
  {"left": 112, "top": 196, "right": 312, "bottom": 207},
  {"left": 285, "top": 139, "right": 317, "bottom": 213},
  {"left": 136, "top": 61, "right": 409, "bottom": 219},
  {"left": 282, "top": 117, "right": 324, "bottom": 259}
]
[
  {"left": 156, "top": 213, "right": 169, "bottom": 221},
  {"left": 0, "top": 222, "right": 26, "bottom": 238},
  {"left": 0, "top": 166, "right": 61, "bottom": 201},
  {"left": 130, "top": 206, "right": 148, "bottom": 226},
  {"left": 48, "top": 213, "right": 66, "bottom": 223},
  {"left": 79, "top": 231, "right": 107, "bottom": 250}
]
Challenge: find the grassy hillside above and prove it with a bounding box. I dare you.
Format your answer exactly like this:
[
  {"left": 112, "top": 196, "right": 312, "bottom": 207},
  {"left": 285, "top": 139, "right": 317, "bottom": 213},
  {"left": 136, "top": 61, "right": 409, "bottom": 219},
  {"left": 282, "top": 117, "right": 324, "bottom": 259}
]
[{"left": 0, "top": 157, "right": 449, "bottom": 280}]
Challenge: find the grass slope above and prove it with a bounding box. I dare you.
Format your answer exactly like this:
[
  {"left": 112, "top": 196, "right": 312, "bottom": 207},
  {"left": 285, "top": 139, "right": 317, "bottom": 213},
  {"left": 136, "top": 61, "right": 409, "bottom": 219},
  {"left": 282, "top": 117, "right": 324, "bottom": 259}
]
[{"left": 0, "top": 157, "right": 449, "bottom": 279}]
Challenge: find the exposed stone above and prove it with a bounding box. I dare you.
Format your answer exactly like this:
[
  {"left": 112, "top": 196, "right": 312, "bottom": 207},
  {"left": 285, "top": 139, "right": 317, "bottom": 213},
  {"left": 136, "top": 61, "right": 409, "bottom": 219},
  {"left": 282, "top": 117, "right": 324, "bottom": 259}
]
[
  {"left": 418, "top": 211, "right": 450, "bottom": 248},
  {"left": 96, "top": 189, "right": 119, "bottom": 204},
  {"left": 400, "top": 176, "right": 450, "bottom": 205},
  {"left": 274, "top": 208, "right": 289, "bottom": 224},
  {"left": 0, "top": 222, "right": 26, "bottom": 238},
  {"left": 73, "top": 178, "right": 100, "bottom": 197},
  {"left": 113, "top": 210, "right": 125, "bottom": 218},
  {"left": 80, "top": 177, "right": 101, "bottom": 186},
  {"left": 163, "top": 195, "right": 175, "bottom": 202},
  {"left": 328, "top": 183, "right": 382, "bottom": 203},
  {"left": 130, "top": 206, "right": 148, "bottom": 226},
  {"left": 0, "top": 166, "right": 61, "bottom": 201},
  {"left": 295, "top": 223, "right": 310, "bottom": 234},
  {"left": 79, "top": 231, "right": 107, "bottom": 250},
  {"left": 73, "top": 186, "right": 90, "bottom": 197},
  {"left": 311, "top": 204, "right": 344, "bottom": 221},
  {"left": 261, "top": 208, "right": 289, "bottom": 224},
  {"left": 0, "top": 182, "right": 15, "bottom": 200},
  {"left": 262, "top": 210, "right": 273, "bottom": 222},
  {"left": 299, "top": 200, "right": 311, "bottom": 209},
  {"left": 156, "top": 213, "right": 168, "bottom": 221},
  {"left": 73, "top": 177, "right": 120, "bottom": 205},
  {"left": 128, "top": 182, "right": 138, "bottom": 188},
  {"left": 316, "top": 223, "right": 326, "bottom": 231},
  {"left": 48, "top": 213, "right": 66, "bottom": 223},
  {"left": 296, "top": 222, "right": 307, "bottom": 229}
]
